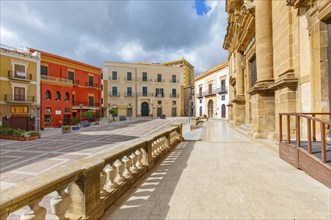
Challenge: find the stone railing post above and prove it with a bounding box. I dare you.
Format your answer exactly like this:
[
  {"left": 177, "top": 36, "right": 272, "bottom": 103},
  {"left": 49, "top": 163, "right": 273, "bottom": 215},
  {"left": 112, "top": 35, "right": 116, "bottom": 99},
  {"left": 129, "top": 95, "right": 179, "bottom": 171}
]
[
  {"left": 66, "top": 163, "right": 104, "bottom": 220},
  {"left": 171, "top": 123, "right": 183, "bottom": 141},
  {"left": 166, "top": 131, "right": 171, "bottom": 149},
  {"left": 145, "top": 138, "right": 154, "bottom": 171}
]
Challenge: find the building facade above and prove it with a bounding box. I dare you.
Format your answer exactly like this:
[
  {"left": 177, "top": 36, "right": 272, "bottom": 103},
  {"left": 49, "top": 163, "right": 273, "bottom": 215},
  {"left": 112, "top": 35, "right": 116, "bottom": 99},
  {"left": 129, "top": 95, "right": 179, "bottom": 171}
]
[
  {"left": 32, "top": 50, "right": 102, "bottom": 128},
  {"left": 195, "top": 62, "right": 229, "bottom": 119},
  {"left": 103, "top": 62, "right": 183, "bottom": 118},
  {"left": 223, "top": 0, "right": 331, "bottom": 139},
  {"left": 0, "top": 45, "right": 40, "bottom": 131},
  {"left": 163, "top": 58, "right": 195, "bottom": 116}
]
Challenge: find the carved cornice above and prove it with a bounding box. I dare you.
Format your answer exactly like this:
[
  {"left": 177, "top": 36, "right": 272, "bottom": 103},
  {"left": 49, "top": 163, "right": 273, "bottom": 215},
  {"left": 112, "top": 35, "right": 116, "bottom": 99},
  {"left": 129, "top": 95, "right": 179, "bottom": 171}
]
[{"left": 286, "top": 0, "right": 315, "bottom": 9}]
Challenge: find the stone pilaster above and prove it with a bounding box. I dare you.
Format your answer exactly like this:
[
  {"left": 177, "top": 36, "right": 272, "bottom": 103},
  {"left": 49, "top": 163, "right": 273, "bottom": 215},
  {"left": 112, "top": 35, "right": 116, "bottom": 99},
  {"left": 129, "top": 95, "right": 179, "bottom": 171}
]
[{"left": 233, "top": 52, "right": 245, "bottom": 125}]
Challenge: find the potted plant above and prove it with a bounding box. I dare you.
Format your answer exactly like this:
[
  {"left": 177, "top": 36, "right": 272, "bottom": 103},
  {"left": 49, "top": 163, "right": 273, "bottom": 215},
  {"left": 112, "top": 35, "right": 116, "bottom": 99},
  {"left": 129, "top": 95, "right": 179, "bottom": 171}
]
[
  {"left": 62, "top": 125, "right": 71, "bottom": 134},
  {"left": 58, "top": 120, "right": 63, "bottom": 128},
  {"left": 83, "top": 111, "right": 94, "bottom": 122},
  {"left": 109, "top": 108, "right": 118, "bottom": 122},
  {"left": 28, "top": 131, "right": 38, "bottom": 141},
  {"left": 15, "top": 128, "right": 26, "bottom": 141},
  {"left": 95, "top": 112, "right": 102, "bottom": 125}
]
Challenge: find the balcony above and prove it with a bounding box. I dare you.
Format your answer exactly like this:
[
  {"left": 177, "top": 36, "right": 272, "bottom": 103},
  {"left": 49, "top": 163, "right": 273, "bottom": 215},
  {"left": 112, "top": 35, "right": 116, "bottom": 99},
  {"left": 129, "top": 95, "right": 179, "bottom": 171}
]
[
  {"left": 137, "top": 78, "right": 153, "bottom": 82},
  {"left": 124, "top": 92, "right": 135, "bottom": 97},
  {"left": 197, "top": 92, "right": 205, "bottom": 98},
  {"left": 205, "top": 90, "right": 216, "bottom": 96},
  {"left": 41, "top": 75, "right": 73, "bottom": 85},
  {"left": 137, "top": 92, "right": 153, "bottom": 97},
  {"left": 4, "top": 94, "right": 35, "bottom": 103},
  {"left": 109, "top": 77, "right": 120, "bottom": 81},
  {"left": 124, "top": 77, "right": 135, "bottom": 81},
  {"left": 170, "top": 93, "right": 180, "bottom": 98},
  {"left": 72, "top": 101, "right": 101, "bottom": 107},
  {"left": 86, "top": 82, "right": 100, "bottom": 89},
  {"left": 155, "top": 79, "right": 165, "bottom": 83},
  {"left": 155, "top": 93, "right": 165, "bottom": 98},
  {"left": 216, "top": 87, "right": 228, "bottom": 94},
  {"left": 8, "top": 70, "right": 32, "bottom": 81},
  {"left": 169, "top": 79, "right": 179, "bottom": 83},
  {"left": 109, "top": 92, "right": 121, "bottom": 97}
]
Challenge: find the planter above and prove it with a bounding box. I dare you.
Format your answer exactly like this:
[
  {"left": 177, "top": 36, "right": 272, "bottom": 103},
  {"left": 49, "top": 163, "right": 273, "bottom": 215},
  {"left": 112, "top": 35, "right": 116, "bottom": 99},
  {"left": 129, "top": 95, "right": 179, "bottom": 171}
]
[
  {"left": 0, "top": 135, "right": 27, "bottom": 141},
  {"left": 28, "top": 136, "right": 38, "bottom": 141},
  {"left": 63, "top": 130, "right": 71, "bottom": 134},
  {"left": 18, "top": 136, "right": 27, "bottom": 141},
  {"left": 58, "top": 124, "right": 62, "bottom": 128}
]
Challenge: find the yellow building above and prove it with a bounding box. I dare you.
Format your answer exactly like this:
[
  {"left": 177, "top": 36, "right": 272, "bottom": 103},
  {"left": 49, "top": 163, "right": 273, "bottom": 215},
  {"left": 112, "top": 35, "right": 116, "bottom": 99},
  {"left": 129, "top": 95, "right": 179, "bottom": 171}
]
[
  {"left": 0, "top": 45, "right": 41, "bottom": 130},
  {"left": 163, "top": 58, "right": 195, "bottom": 116},
  {"left": 103, "top": 62, "right": 184, "bottom": 118}
]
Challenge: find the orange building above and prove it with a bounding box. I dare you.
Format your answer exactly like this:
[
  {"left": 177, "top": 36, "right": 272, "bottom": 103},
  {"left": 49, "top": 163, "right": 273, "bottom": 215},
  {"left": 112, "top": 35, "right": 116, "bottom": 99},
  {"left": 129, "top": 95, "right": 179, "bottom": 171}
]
[{"left": 30, "top": 49, "right": 103, "bottom": 128}]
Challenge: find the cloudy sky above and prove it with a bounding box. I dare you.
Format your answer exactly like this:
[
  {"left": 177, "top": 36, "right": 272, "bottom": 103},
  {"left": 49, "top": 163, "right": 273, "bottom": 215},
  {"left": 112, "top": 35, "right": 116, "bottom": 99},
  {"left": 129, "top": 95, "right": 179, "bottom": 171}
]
[{"left": 0, "top": 0, "right": 228, "bottom": 75}]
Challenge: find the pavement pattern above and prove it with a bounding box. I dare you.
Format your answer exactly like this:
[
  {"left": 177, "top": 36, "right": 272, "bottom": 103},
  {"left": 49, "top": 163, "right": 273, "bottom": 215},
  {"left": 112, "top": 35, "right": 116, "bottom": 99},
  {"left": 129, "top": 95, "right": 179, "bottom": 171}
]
[
  {"left": 103, "top": 120, "right": 331, "bottom": 219},
  {"left": 0, "top": 118, "right": 188, "bottom": 190}
]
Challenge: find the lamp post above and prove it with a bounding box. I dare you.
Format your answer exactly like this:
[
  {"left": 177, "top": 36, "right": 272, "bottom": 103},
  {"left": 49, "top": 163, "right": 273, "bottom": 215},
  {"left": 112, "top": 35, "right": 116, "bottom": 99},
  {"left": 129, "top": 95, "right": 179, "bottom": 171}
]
[
  {"left": 36, "top": 105, "right": 41, "bottom": 138},
  {"left": 127, "top": 104, "right": 132, "bottom": 121},
  {"left": 79, "top": 104, "right": 83, "bottom": 127},
  {"left": 188, "top": 87, "right": 192, "bottom": 125}
]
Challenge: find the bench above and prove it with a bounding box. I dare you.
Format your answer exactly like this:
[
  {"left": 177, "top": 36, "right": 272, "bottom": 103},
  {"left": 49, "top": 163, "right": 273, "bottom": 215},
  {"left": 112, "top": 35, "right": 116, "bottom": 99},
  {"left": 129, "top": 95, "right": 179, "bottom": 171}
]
[
  {"left": 80, "top": 120, "right": 90, "bottom": 127},
  {"left": 119, "top": 116, "right": 127, "bottom": 121}
]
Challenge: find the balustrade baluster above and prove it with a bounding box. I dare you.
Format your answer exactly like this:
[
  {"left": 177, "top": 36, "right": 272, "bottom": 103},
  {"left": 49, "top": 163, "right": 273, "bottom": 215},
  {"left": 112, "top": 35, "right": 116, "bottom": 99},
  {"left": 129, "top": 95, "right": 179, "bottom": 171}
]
[
  {"left": 287, "top": 115, "right": 291, "bottom": 144},
  {"left": 114, "top": 159, "right": 125, "bottom": 184},
  {"left": 129, "top": 152, "right": 138, "bottom": 173},
  {"left": 135, "top": 149, "right": 143, "bottom": 169},
  {"left": 105, "top": 165, "right": 118, "bottom": 192},
  {"left": 20, "top": 198, "right": 46, "bottom": 220},
  {"left": 50, "top": 187, "right": 70, "bottom": 220},
  {"left": 122, "top": 156, "right": 133, "bottom": 178},
  {"left": 307, "top": 118, "right": 312, "bottom": 154},
  {"left": 100, "top": 170, "right": 107, "bottom": 198},
  {"left": 320, "top": 123, "right": 327, "bottom": 163}
]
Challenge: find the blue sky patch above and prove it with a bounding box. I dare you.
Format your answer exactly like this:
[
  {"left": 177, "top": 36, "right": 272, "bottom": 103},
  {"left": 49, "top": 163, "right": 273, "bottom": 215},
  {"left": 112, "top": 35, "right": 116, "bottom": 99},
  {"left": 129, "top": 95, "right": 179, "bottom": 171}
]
[{"left": 195, "top": 0, "right": 211, "bottom": 16}]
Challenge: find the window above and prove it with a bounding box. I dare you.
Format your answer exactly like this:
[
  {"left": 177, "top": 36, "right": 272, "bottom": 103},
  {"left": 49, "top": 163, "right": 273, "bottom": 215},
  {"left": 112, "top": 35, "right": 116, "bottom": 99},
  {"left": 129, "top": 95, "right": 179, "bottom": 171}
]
[
  {"left": 143, "top": 87, "right": 148, "bottom": 96},
  {"left": 14, "top": 87, "right": 25, "bottom": 101},
  {"left": 41, "top": 66, "right": 48, "bottom": 76},
  {"left": 112, "top": 71, "right": 117, "bottom": 80},
  {"left": 157, "top": 74, "right": 162, "bottom": 82},
  {"left": 11, "top": 106, "right": 28, "bottom": 113},
  {"left": 65, "top": 92, "right": 70, "bottom": 101},
  {"left": 157, "top": 107, "right": 162, "bottom": 116},
  {"left": 127, "top": 87, "right": 132, "bottom": 96},
  {"left": 172, "top": 75, "right": 176, "bottom": 83},
  {"left": 55, "top": 91, "right": 61, "bottom": 101},
  {"left": 45, "top": 90, "right": 51, "bottom": 100},
  {"left": 200, "top": 100, "right": 202, "bottom": 104},
  {"left": 208, "top": 84, "right": 213, "bottom": 94},
  {"left": 221, "top": 95, "right": 225, "bottom": 100},
  {"left": 172, "top": 107, "right": 177, "bottom": 117},
  {"left": 127, "top": 72, "right": 132, "bottom": 81},
  {"left": 112, "top": 86, "right": 118, "bottom": 96},
  {"left": 199, "top": 87, "right": 202, "bottom": 96},
  {"left": 172, "top": 101, "right": 176, "bottom": 105},
  {"left": 158, "top": 100, "right": 162, "bottom": 105},
  {"left": 64, "top": 108, "right": 70, "bottom": 113},
  {"left": 127, "top": 108, "right": 132, "bottom": 117},
  {"left": 172, "top": 88, "right": 177, "bottom": 97},
  {"left": 45, "top": 108, "right": 52, "bottom": 113},
  {"left": 72, "top": 94, "right": 75, "bottom": 105},
  {"left": 142, "top": 72, "right": 147, "bottom": 81},
  {"left": 250, "top": 56, "right": 257, "bottom": 87},
  {"left": 156, "top": 88, "right": 164, "bottom": 97},
  {"left": 221, "top": 80, "right": 226, "bottom": 91},
  {"left": 14, "top": 64, "right": 26, "bottom": 79},
  {"left": 88, "top": 96, "right": 94, "bottom": 106},
  {"left": 88, "top": 75, "right": 94, "bottom": 87},
  {"left": 68, "top": 71, "right": 74, "bottom": 82}
]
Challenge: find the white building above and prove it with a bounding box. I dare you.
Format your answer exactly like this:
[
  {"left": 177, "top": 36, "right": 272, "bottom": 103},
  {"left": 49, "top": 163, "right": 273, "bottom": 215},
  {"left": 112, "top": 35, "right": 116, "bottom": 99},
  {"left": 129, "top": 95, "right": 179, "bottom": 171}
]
[{"left": 194, "top": 62, "right": 229, "bottom": 119}]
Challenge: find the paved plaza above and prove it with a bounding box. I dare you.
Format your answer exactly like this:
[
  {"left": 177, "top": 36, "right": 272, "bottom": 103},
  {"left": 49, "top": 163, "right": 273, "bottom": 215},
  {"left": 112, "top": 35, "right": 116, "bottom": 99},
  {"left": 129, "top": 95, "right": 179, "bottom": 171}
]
[
  {"left": 104, "top": 120, "right": 331, "bottom": 219},
  {"left": 0, "top": 118, "right": 188, "bottom": 190}
]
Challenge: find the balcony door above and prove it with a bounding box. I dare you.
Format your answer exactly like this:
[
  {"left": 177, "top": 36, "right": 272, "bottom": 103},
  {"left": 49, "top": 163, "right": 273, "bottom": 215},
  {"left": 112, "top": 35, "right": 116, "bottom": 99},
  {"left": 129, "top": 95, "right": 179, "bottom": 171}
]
[
  {"left": 14, "top": 87, "right": 25, "bottom": 101},
  {"left": 141, "top": 102, "right": 149, "bottom": 116}
]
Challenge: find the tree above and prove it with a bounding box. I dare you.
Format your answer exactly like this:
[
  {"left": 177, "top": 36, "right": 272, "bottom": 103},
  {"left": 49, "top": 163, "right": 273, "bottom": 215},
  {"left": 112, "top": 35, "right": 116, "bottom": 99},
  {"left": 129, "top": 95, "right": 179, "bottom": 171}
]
[
  {"left": 109, "top": 108, "right": 118, "bottom": 121},
  {"left": 82, "top": 111, "right": 94, "bottom": 122}
]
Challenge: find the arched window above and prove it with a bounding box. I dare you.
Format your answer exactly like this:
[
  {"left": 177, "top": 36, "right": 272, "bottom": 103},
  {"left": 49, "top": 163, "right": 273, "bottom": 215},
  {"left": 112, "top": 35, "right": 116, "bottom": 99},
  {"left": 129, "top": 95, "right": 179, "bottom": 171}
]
[
  {"left": 55, "top": 91, "right": 61, "bottom": 101},
  {"left": 45, "top": 90, "right": 51, "bottom": 100},
  {"left": 65, "top": 92, "right": 70, "bottom": 101}
]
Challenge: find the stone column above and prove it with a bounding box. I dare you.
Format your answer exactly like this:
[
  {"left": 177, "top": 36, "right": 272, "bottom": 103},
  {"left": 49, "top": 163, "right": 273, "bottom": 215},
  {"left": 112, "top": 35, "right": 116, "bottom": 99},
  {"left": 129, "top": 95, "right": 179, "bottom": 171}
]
[
  {"left": 232, "top": 52, "right": 245, "bottom": 125},
  {"left": 255, "top": 0, "right": 273, "bottom": 83}
]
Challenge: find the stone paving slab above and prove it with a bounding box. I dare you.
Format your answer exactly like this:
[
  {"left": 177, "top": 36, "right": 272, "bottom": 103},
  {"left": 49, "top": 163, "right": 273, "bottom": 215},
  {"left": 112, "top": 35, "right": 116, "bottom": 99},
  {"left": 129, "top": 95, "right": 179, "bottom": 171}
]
[{"left": 103, "top": 120, "right": 331, "bottom": 220}]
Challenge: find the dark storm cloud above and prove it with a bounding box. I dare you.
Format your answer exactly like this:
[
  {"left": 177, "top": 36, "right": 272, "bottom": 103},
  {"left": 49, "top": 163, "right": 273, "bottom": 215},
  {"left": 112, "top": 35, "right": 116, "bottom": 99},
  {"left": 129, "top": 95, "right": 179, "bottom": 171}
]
[{"left": 0, "top": 0, "right": 228, "bottom": 74}]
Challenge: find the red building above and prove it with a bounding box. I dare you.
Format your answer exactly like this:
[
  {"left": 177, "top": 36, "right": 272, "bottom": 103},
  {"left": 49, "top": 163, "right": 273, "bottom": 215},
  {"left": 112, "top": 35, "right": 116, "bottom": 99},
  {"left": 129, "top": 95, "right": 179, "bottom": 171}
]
[{"left": 31, "top": 49, "right": 103, "bottom": 128}]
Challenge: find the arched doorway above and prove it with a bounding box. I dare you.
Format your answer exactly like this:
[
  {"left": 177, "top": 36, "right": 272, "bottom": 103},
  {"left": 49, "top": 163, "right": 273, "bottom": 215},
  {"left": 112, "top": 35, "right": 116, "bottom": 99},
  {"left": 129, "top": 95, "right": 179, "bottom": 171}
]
[
  {"left": 221, "top": 104, "right": 226, "bottom": 118},
  {"left": 208, "top": 100, "right": 213, "bottom": 118},
  {"left": 141, "top": 102, "right": 149, "bottom": 116},
  {"left": 199, "top": 106, "right": 202, "bottom": 117}
]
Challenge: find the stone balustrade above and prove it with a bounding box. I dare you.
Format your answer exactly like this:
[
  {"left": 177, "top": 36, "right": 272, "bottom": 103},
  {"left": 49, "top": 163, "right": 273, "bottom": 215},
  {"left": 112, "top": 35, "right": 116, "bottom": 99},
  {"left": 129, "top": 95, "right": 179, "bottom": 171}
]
[{"left": 0, "top": 123, "right": 183, "bottom": 220}]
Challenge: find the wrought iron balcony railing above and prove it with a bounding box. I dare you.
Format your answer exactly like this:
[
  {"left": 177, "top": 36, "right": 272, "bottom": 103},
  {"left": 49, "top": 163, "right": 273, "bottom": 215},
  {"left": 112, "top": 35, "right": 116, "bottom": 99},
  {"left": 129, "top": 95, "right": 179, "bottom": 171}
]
[
  {"left": 109, "top": 92, "right": 121, "bottom": 97},
  {"left": 124, "top": 77, "right": 135, "bottom": 81},
  {"left": 41, "top": 75, "right": 73, "bottom": 85},
  {"left": 205, "top": 90, "right": 216, "bottom": 96},
  {"left": 155, "top": 79, "right": 165, "bottom": 83},
  {"left": 4, "top": 94, "right": 35, "bottom": 103},
  {"left": 155, "top": 93, "right": 165, "bottom": 98},
  {"left": 72, "top": 101, "right": 101, "bottom": 107},
  {"left": 137, "top": 78, "right": 153, "bottom": 82},
  {"left": 216, "top": 87, "right": 228, "bottom": 94},
  {"left": 169, "top": 79, "right": 179, "bottom": 83},
  {"left": 170, "top": 93, "right": 180, "bottom": 98},
  {"left": 8, "top": 70, "right": 32, "bottom": 81},
  {"left": 124, "top": 92, "right": 135, "bottom": 97},
  {"left": 197, "top": 92, "right": 205, "bottom": 98},
  {"left": 109, "top": 77, "right": 120, "bottom": 81},
  {"left": 137, "top": 92, "right": 154, "bottom": 97}
]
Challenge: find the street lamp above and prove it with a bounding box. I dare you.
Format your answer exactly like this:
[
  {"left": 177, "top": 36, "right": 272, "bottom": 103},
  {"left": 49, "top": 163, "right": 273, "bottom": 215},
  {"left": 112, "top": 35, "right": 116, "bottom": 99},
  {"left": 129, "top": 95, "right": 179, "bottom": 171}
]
[
  {"left": 36, "top": 105, "right": 41, "bottom": 138},
  {"left": 188, "top": 87, "right": 193, "bottom": 125},
  {"left": 79, "top": 104, "right": 83, "bottom": 127},
  {"left": 127, "top": 104, "right": 132, "bottom": 121}
]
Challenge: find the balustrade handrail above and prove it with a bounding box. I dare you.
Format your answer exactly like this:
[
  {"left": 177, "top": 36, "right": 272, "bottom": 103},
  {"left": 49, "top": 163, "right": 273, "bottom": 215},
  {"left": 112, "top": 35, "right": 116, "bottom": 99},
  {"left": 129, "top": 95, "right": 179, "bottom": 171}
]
[{"left": 0, "top": 124, "right": 183, "bottom": 220}]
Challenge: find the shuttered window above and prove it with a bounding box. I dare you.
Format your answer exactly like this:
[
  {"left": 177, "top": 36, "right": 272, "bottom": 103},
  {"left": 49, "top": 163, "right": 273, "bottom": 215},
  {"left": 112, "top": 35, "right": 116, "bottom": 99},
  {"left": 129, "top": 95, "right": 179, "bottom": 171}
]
[{"left": 250, "top": 56, "right": 257, "bottom": 87}]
